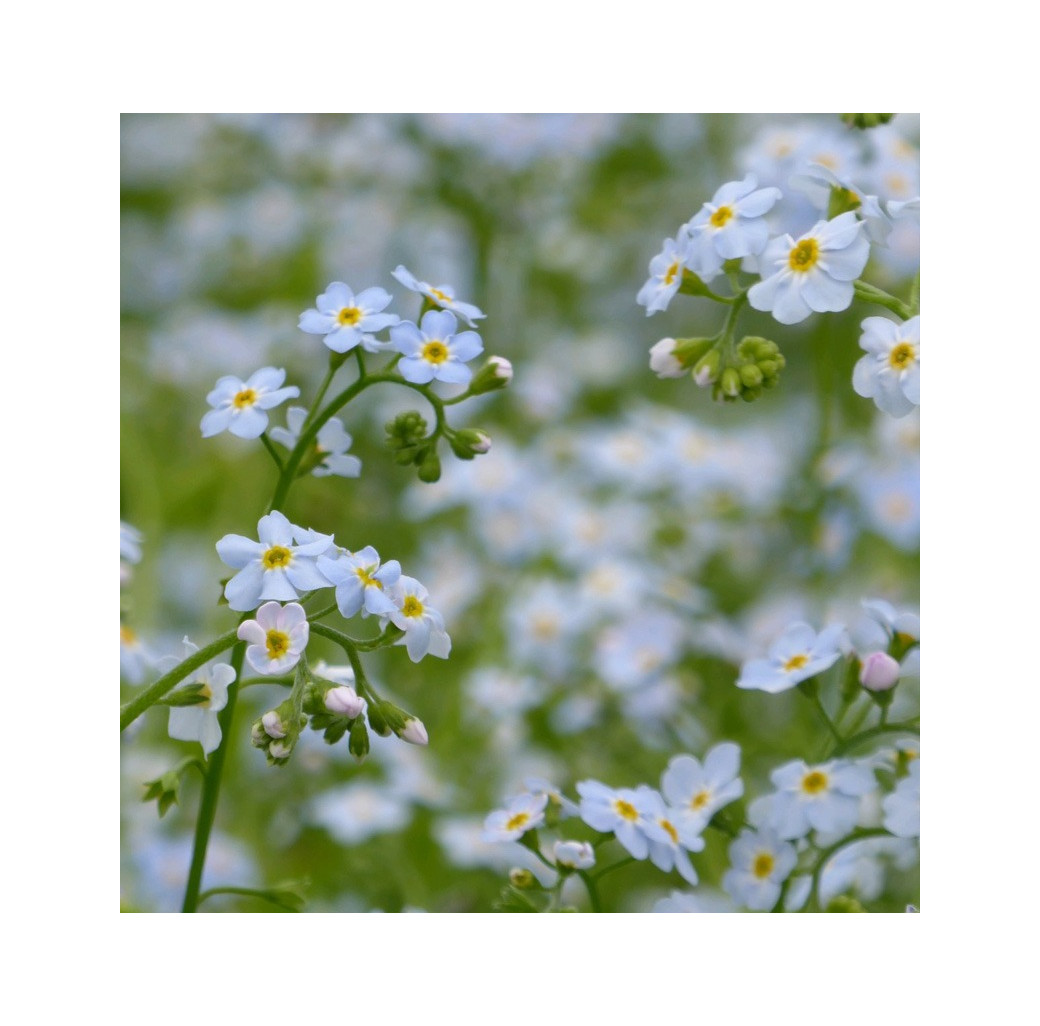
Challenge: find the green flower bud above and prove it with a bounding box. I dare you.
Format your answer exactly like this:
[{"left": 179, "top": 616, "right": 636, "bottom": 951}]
[
  {"left": 142, "top": 770, "right": 182, "bottom": 818},
  {"left": 840, "top": 113, "right": 894, "bottom": 129},
  {"left": 739, "top": 363, "right": 763, "bottom": 389},
  {"left": 448, "top": 429, "right": 492, "bottom": 460},
  {"left": 417, "top": 448, "right": 442, "bottom": 483},
  {"left": 467, "top": 356, "right": 513, "bottom": 395},
  {"left": 348, "top": 719, "right": 370, "bottom": 762},
  {"left": 825, "top": 895, "right": 867, "bottom": 912},
  {"left": 720, "top": 367, "right": 741, "bottom": 398},
  {"left": 692, "top": 347, "right": 721, "bottom": 387},
  {"left": 509, "top": 868, "right": 536, "bottom": 889},
  {"left": 366, "top": 703, "right": 391, "bottom": 737}
]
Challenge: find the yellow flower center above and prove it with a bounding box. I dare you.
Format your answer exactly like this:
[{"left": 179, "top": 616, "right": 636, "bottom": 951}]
[
  {"left": 505, "top": 812, "right": 530, "bottom": 832},
  {"left": 752, "top": 852, "right": 775, "bottom": 879},
  {"left": 691, "top": 789, "right": 712, "bottom": 811},
  {"left": 198, "top": 683, "right": 213, "bottom": 708},
  {"left": 355, "top": 566, "right": 382, "bottom": 589},
  {"left": 429, "top": 287, "right": 452, "bottom": 304},
  {"left": 613, "top": 799, "right": 639, "bottom": 822},
  {"left": 262, "top": 545, "right": 292, "bottom": 570},
  {"left": 337, "top": 306, "right": 362, "bottom": 326},
  {"left": 663, "top": 260, "right": 680, "bottom": 286},
  {"left": 783, "top": 653, "right": 809, "bottom": 673},
  {"left": 710, "top": 205, "right": 735, "bottom": 228},
  {"left": 801, "top": 770, "right": 829, "bottom": 795},
  {"left": 888, "top": 342, "right": 917, "bottom": 370},
  {"left": 402, "top": 595, "right": 424, "bottom": 618},
  {"left": 233, "top": 388, "right": 257, "bottom": 409},
  {"left": 265, "top": 629, "right": 290, "bottom": 659},
  {"left": 120, "top": 625, "right": 136, "bottom": 644},
  {"left": 422, "top": 340, "right": 449, "bottom": 364},
  {"left": 660, "top": 818, "right": 679, "bottom": 844},
  {"left": 788, "top": 238, "right": 820, "bottom": 272}
]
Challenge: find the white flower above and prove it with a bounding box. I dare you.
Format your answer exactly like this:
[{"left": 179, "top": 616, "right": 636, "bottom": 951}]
[
  {"left": 298, "top": 281, "right": 399, "bottom": 354},
  {"left": 768, "top": 758, "right": 877, "bottom": 840},
  {"left": 736, "top": 622, "right": 846, "bottom": 694},
  {"left": 237, "top": 601, "right": 310, "bottom": 675},
  {"left": 883, "top": 761, "right": 920, "bottom": 838},
  {"left": 216, "top": 511, "right": 334, "bottom": 612},
  {"left": 261, "top": 710, "right": 286, "bottom": 738},
  {"left": 120, "top": 521, "right": 143, "bottom": 566},
  {"left": 482, "top": 793, "right": 548, "bottom": 842},
  {"left": 576, "top": 780, "right": 657, "bottom": 860},
  {"left": 553, "top": 840, "right": 595, "bottom": 870},
  {"left": 391, "top": 265, "right": 486, "bottom": 325},
  {"left": 661, "top": 742, "right": 745, "bottom": 830},
  {"left": 637, "top": 233, "right": 695, "bottom": 315},
  {"left": 852, "top": 598, "right": 920, "bottom": 652},
  {"left": 269, "top": 407, "right": 362, "bottom": 478},
  {"left": 316, "top": 545, "right": 401, "bottom": 619},
  {"left": 852, "top": 316, "right": 920, "bottom": 417},
  {"left": 386, "top": 575, "right": 451, "bottom": 662},
  {"left": 390, "top": 310, "right": 484, "bottom": 386},
  {"left": 684, "top": 174, "right": 782, "bottom": 273},
  {"left": 641, "top": 789, "right": 706, "bottom": 885},
  {"left": 200, "top": 367, "right": 300, "bottom": 440},
  {"left": 748, "top": 212, "right": 870, "bottom": 325},
  {"left": 120, "top": 624, "right": 155, "bottom": 684},
  {"left": 723, "top": 828, "right": 798, "bottom": 911},
  {"left": 166, "top": 638, "right": 236, "bottom": 756}
]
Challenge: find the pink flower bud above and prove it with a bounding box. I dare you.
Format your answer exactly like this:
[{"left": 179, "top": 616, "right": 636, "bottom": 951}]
[
  {"left": 261, "top": 710, "right": 287, "bottom": 738},
  {"left": 859, "top": 651, "right": 900, "bottom": 691},
  {"left": 400, "top": 717, "right": 429, "bottom": 746},
  {"left": 325, "top": 685, "right": 365, "bottom": 719}
]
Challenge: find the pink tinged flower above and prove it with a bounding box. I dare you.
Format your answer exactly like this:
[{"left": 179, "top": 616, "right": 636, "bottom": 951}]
[
  {"left": 391, "top": 310, "right": 484, "bottom": 386},
  {"left": 387, "top": 575, "right": 451, "bottom": 662},
  {"left": 736, "top": 622, "right": 846, "bottom": 694},
  {"left": 238, "top": 601, "right": 310, "bottom": 675},
  {"left": 482, "top": 793, "right": 548, "bottom": 842},
  {"left": 391, "top": 265, "right": 486, "bottom": 325},
  {"left": 200, "top": 367, "right": 300, "bottom": 440},
  {"left": 316, "top": 546, "right": 401, "bottom": 619},
  {"left": 216, "top": 511, "right": 335, "bottom": 612},
  {"left": 859, "top": 651, "right": 901, "bottom": 691},
  {"left": 748, "top": 212, "right": 871, "bottom": 325},
  {"left": 298, "top": 282, "right": 399, "bottom": 354},
  {"left": 852, "top": 316, "right": 920, "bottom": 418},
  {"left": 261, "top": 710, "right": 287, "bottom": 738}
]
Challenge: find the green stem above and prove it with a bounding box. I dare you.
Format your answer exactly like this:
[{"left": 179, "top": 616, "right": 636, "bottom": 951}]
[
  {"left": 853, "top": 280, "right": 913, "bottom": 320},
  {"left": 302, "top": 363, "right": 338, "bottom": 434},
  {"left": 805, "top": 828, "right": 890, "bottom": 912},
  {"left": 800, "top": 687, "right": 843, "bottom": 745},
  {"left": 237, "top": 675, "right": 294, "bottom": 690},
  {"left": 259, "top": 432, "right": 284, "bottom": 472},
  {"left": 590, "top": 856, "right": 635, "bottom": 882},
  {"left": 578, "top": 870, "right": 602, "bottom": 913},
  {"left": 120, "top": 628, "right": 239, "bottom": 731},
  {"left": 181, "top": 640, "right": 245, "bottom": 912},
  {"left": 829, "top": 721, "right": 919, "bottom": 758}
]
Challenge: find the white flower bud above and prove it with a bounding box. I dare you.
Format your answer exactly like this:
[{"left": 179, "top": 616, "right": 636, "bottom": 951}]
[
  {"left": 269, "top": 740, "right": 292, "bottom": 759},
  {"left": 490, "top": 356, "right": 513, "bottom": 383},
  {"left": 649, "top": 338, "right": 685, "bottom": 379},
  {"left": 261, "top": 710, "right": 287, "bottom": 738},
  {"left": 859, "top": 651, "right": 901, "bottom": 691},
  {"left": 325, "top": 685, "right": 365, "bottom": 719},
  {"left": 399, "top": 717, "right": 429, "bottom": 746}
]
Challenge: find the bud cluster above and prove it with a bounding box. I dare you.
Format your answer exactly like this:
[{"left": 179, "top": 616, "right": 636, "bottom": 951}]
[
  {"left": 688, "top": 336, "right": 786, "bottom": 403},
  {"left": 250, "top": 700, "right": 306, "bottom": 766}
]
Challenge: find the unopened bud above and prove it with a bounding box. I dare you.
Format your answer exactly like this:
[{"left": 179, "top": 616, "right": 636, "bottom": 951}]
[
  {"left": 325, "top": 685, "right": 365, "bottom": 719},
  {"left": 261, "top": 710, "right": 287, "bottom": 738},
  {"left": 693, "top": 348, "right": 721, "bottom": 387},
  {"left": 417, "top": 448, "right": 442, "bottom": 483},
  {"left": 250, "top": 722, "right": 266, "bottom": 747},
  {"left": 649, "top": 338, "right": 685, "bottom": 379},
  {"left": 348, "top": 719, "right": 370, "bottom": 762},
  {"left": 448, "top": 429, "right": 492, "bottom": 460},
  {"left": 399, "top": 716, "right": 429, "bottom": 746},
  {"left": 269, "top": 740, "right": 292, "bottom": 760},
  {"left": 720, "top": 367, "right": 742, "bottom": 398},
  {"left": 859, "top": 651, "right": 901, "bottom": 691},
  {"left": 553, "top": 840, "right": 595, "bottom": 870},
  {"left": 509, "top": 868, "right": 536, "bottom": 889},
  {"left": 840, "top": 113, "right": 894, "bottom": 129},
  {"left": 467, "top": 356, "right": 513, "bottom": 394}
]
